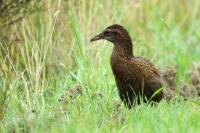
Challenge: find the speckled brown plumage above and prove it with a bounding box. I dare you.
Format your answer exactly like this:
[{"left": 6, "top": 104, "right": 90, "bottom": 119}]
[{"left": 91, "top": 24, "right": 163, "bottom": 108}]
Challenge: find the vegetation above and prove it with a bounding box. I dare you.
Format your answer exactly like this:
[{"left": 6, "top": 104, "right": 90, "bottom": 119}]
[{"left": 0, "top": 0, "right": 200, "bottom": 132}]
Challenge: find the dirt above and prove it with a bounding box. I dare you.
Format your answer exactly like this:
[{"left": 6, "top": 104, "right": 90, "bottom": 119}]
[
  {"left": 162, "top": 67, "right": 177, "bottom": 100},
  {"left": 59, "top": 85, "right": 82, "bottom": 103},
  {"left": 162, "top": 67, "right": 177, "bottom": 90},
  {"left": 189, "top": 64, "right": 200, "bottom": 96},
  {"left": 178, "top": 84, "right": 195, "bottom": 97},
  {"left": 91, "top": 92, "right": 104, "bottom": 99},
  {"left": 162, "top": 64, "right": 200, "bottom": 99}
]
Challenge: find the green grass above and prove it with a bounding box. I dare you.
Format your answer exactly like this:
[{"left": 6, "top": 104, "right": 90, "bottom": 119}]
[{"left": 1, "top": 0, "right": 200, "bottom": 132}]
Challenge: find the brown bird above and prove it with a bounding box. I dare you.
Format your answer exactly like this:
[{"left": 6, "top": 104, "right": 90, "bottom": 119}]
[{"left": 91, "top": 24, "right": 163, "bottom": 108}]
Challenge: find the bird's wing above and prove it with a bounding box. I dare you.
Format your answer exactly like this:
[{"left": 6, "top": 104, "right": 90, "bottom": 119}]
[
  {"left": 129, "top": 57, "right": 163, "bottom": 89},
  {"left": 133, "top": 57, "right": 161, "bottom": 78},
  {"left": 112, "top": 56, "right": 163, "bottom": 91}
]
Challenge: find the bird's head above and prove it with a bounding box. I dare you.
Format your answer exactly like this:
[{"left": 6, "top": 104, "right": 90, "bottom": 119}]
[{"left": 91, "top": 24, "right": 132, "bottom": 44}]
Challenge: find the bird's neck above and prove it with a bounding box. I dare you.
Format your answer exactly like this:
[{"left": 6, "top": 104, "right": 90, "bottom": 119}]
[{"left": 112, "top": 40, "right": 134, "bottom": 59}]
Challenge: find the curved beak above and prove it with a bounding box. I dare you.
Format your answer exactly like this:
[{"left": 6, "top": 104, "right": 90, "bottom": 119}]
[{"left": 90, "top": 32, "right": 104, "bottom": 42}]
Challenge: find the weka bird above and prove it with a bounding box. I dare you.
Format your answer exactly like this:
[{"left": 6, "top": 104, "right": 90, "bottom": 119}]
[{"left": 91, "top": 24, "right": 163, "bottom": 108}]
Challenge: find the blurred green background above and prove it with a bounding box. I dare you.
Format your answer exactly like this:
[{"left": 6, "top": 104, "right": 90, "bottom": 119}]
[{"left": 0, "top": 0, "right": 200, "bottom": 132}]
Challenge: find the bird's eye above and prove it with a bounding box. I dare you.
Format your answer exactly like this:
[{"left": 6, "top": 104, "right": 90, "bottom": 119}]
[{"left": 104, "top": 31, "right": 110, "bottom": 35}]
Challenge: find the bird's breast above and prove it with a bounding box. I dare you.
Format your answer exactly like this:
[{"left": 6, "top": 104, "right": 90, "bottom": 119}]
[{"left": 110, "top": 55, "right": 138, "bottom": 83}]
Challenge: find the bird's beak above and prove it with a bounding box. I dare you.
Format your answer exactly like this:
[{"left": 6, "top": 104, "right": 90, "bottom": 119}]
[{"left": 90, "top": 32, "right": 104, "bottom": 42}]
